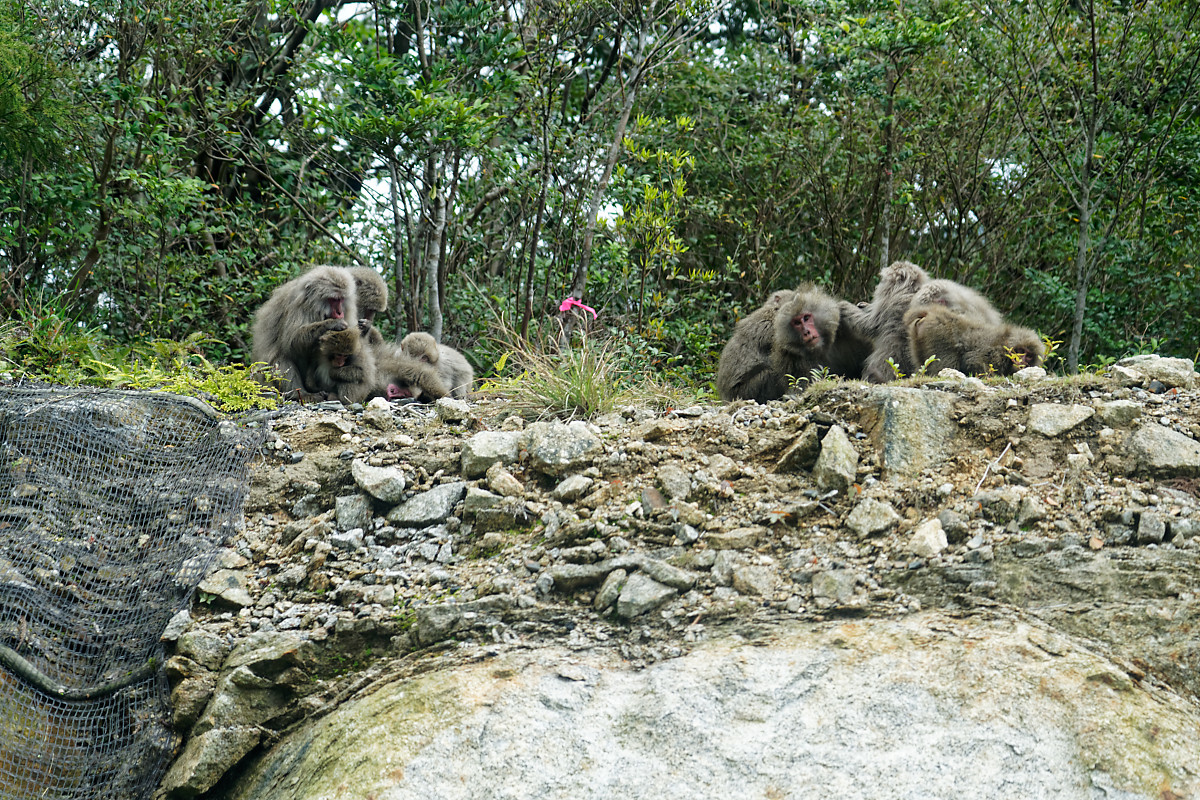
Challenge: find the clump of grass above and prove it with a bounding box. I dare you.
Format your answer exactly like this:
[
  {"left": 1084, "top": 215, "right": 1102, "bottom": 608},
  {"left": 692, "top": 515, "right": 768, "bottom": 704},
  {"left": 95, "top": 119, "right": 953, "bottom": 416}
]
[{"left": 485, "top": 322, "right": 699, "bottom": 420}]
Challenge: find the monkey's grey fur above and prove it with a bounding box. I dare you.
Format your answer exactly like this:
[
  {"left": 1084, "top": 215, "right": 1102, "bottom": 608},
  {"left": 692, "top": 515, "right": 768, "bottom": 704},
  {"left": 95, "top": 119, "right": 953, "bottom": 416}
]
[
  {"left": 400, "top": 332, "right": 475, "bottom": 399},
  {"left": 772, "top": 284, "right": 873, "bottom": 384},
  {"left": 373, "top": 341, "right": 450, "bottom": 401},
  {"left": 251, "top": 265, "right": 358, "bottom": 395},
  {"left": 715, "top": 289, "right": 796, "bottom": 402},
  {"left": 905, "top": 304, "right": 1044, "bottom": 377}
]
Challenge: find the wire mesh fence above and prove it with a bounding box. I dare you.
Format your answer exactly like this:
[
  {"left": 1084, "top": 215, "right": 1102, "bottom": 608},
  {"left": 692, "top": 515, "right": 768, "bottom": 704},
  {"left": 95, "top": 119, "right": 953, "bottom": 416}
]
[{"left": 0, "top": 388, "right": 264, "bottom": 800}]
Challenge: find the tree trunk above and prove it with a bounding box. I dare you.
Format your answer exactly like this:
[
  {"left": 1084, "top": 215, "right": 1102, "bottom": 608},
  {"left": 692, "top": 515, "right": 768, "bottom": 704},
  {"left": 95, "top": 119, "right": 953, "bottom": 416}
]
[
  {"left": 388, "top": 161, "right": 407, "bottom": 336},
  {"left": 426, "top": 158, "right": 446, "bottom": 342}
]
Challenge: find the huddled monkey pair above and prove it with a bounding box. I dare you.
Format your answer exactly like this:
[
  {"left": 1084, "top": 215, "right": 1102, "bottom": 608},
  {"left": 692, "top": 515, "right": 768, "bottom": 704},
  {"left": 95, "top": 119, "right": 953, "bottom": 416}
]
[
  {"left": 716, "top": 261, "right": 1044, "bottom": 402},
  {"left": 250, "top": 265, "right": 474, "bottom": 403}
]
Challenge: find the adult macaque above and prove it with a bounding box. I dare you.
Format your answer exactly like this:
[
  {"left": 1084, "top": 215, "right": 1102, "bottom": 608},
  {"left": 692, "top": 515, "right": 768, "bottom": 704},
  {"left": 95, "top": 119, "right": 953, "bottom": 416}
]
[
  {"left": 400, "top": 332, "right": 475, "bottom": 399},
  {"left": 910, "top": 278, "right": 1003, "bottom": 326},
  {"left": 349, "top": 266, "right": 388, "bottom": 346},
  {"left": 250, "top": 266, "right": 358, "bottom": 395},
  {"left": 905, "top": 304, "right": 1044, "bottom": 377},
  {"left": 772, "top": 284, "right": 873, "bottom": 384},
  {"left": 373, "top": 342, "right": 450, "bottom": 402},
  {"left": 858, "top": 260, "right": 930, "bottom": 383},
  {"left": 305, "top": 325, "right": 378, "bottom": 405},
  {"left": 715, "top": 289, "right": 796, "bottom": 402}
]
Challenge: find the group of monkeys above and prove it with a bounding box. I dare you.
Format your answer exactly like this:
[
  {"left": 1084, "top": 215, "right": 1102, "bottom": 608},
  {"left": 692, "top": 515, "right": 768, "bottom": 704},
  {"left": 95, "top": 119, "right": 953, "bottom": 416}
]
[
  {"left": 716, "top": 260, "right": 1045, "bottom": 403},
  {"left": 250, "top": 265, "right": 474, "bottom": 404}
]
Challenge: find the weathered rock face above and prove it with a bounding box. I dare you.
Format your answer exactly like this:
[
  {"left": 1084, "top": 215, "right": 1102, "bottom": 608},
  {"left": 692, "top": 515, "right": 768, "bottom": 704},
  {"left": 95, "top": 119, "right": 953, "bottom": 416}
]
[
  {"left": 218, "top": 613, "right": 1200, "bottom": 800},
  {"left": 163, "top": 364, "right": 1200, "bottom": 800}
]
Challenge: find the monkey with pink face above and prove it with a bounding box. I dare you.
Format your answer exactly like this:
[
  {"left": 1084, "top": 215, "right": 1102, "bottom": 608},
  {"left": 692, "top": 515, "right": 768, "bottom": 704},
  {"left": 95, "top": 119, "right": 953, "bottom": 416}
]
[
  {"left": 771, "top": 283, "right": 873, "bottom": 385},
  {"left": 251, "top": 265, "right": 358, "bottom": 396}
]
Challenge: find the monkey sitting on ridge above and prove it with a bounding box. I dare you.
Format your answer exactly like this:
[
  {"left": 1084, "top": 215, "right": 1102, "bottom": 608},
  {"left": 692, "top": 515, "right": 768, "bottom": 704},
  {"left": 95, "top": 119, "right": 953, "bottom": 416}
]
[
  {"left": 715, "top": 289, "right": 796, "bottom": 403},
  {"left": 304, "top": 325, "right": 378, "bottom": 405},
  {"left": 348, "top": 266, "right": 389, "bottom": 346},
  {"left": 904, "top": 303, "right": 1044, "bottom": 378},
  {"left": 859, "top": 260, "right": 1005, "bottom": 382},
  {"left": 251, "top": 265, "right": 358, "bottom": 396},
  {"left": 771, "top": 283, "right": 874, "bottom": 385},
  {"left": 400, "top": 332, "right": 475, "bottom": 399}
]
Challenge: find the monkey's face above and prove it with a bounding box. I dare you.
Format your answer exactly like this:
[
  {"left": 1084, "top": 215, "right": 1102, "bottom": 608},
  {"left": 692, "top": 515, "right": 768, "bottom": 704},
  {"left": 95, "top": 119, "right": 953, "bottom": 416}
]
[
  {"left": 791, "top": 312, "right": 821, "bottom": 347},
  {"left": 386, "top": 382, "right": 420, "bottom": 401}
]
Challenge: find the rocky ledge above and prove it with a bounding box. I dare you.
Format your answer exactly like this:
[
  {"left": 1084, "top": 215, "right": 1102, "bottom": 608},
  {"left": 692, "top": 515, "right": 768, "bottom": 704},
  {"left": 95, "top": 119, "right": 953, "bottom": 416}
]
[{"left": 158, "top": 355, "right": 1200, "bottom": 800}]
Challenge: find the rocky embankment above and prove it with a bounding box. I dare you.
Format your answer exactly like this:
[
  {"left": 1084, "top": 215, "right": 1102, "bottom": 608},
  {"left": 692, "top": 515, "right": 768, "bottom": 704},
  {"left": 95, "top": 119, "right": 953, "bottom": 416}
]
[{"left": 158, "top": 355, "right": 1200, "bottom": 800}]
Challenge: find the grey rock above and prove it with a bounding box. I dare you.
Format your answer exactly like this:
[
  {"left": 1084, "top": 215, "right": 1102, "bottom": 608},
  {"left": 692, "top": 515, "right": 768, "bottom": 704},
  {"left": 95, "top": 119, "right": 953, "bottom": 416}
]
[
  {"left": 198, "top": 569, "right": 253, "bottom": 608},
  {"left": 463, "top": 487, "right": 501, "bottom": 514},
  {"left": 938, "top": 510, "right": 969, "bottom": 542},
  {"left": 706, "top": 527, "right": 763, "bottom": 549},
  {"left": 1029, "top": 404, "right": 1095, "bottom": 437},
  {"left": 1172, "top": 517, "right": 1200, "bottom": 541},
  {"left": 1116, "top": 355, "right": 1198, "bottom": 389},
  {"left": 552, "top": 474, "right": 595, "bottom": 502},
  {"left": 548, "top": 556, "right": 639, "bottom": 591},
  {"left": 486, "top": 463, "right": 524, "bottom": 497},
  {"left": 330, "top": 529, "right": 363, "bottom": 551},
  {"left": 811, "top": 569, "right": 857, "bottom": 605},
  {"left": 434, "top": 397, "right": 472, "bottom": 422},
  {"left": 162, "top": 609, "right": 191, "bottom": 642},
  {"left": 161, "top": 726, "right": 262, "bottom": 798},
  {"left": 461, "top": 431, "right": 522, "bottom": 479},
  {"left": 1125, "top": 424, "right": 1200, "bottom": 477},
  {"left": 1017, "top": 496, "right": 1048, "bottom": 528},
  {"left": 813, "top": 425, "right": 858, "bottom": 493},
  {"left": 776, "top": 424, "right": 821, "bottom": 473},
  {"left": 1137, "top": 513, "right": 1166, "bottom": 545},
  {"left": 177, "top": 629, "right": 231, "bottom": 671},
  {"left": 616, "top": 572, "right": 677, "bottom": 618},
  {"left": 706, "top": 453, "right": 741, "bottom": 481},
  {"left": 594, "top": 569, "right": 627, "bottom": 612},
  {"left": 910, "top": 518, "right": 948, "bottom": 558},
  {"left": 732, "top": 565, "right": 777, "bottom": 598},
  {"left": 525, "top": 421, "right": 603, "bottom": 476},
  {"left": 350, "top": 459, "right": 407, "bottom": 504},
  {"left": 637, "top": 558, "right": 698, "bottom": 591},
  {"left": 845, "top": 498, "right": 900, "bottom": 537},
  {"left": 711, "top": 550, "right": 740, "bottom": 586},
  {"left": 974, "top": 489, "right": 1021, "bottom": 524},
  {"left": 1095, "top": 400, "right": 1142, "bottom": 428},
  {"left": 386, "top": 482, "right": 467, "bottom": 527},
  {"left": 416, "top": 603, "right": 465, "bottom": 646},
  {"left": 335, "top": 493, "right": 373, "bottom": 531},
  {"left": 657, "top": 463, "right": 693, "bottom": 501},
  {"left": 864, "top": 388, "right": 957, "bottom": 479}
]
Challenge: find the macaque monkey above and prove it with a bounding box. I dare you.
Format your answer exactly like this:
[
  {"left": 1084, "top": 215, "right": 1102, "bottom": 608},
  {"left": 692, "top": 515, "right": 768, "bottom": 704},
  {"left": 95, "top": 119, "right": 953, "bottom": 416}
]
[
  {"left": 859, "top": 260, "right": 931, "bottom": 383},
  {"left": 373, "top": 342, "right": 450, "bottom": 402},
  {"left": 400, "top": 332, "right": 475, "bottom": 399},
  {"left": 305, "top": 325, "right": 378, "bottom": 405},
  {"left": 251, "top": 266, "right": 358, "bottom": 395},
  {"left": 349, "top": 266, "right": 388, "bottom": 346},
  {"left": 910, "top": 278, "right": 1003, "bottom": 326},
  {"left": 772, "top": 284, "right": 873, "bottom": 384},
  {"left": 715, "top": 289, "right": 796, "bottom": 402},
  {"left": 905, "top": 304, "right": 1044, "bottom": 377}
]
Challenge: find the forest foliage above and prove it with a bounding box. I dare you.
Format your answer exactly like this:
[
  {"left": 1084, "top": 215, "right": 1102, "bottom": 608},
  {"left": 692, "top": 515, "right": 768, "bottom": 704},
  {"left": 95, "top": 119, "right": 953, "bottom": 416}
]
[{"left": 2, "top": 0, "right": 1199, "bottom": 388}]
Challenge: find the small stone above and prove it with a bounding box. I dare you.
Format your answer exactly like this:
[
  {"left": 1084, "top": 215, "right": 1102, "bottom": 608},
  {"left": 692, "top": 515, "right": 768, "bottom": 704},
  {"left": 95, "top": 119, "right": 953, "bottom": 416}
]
[
  {"left": 552, "top": 474, "right": 594, "bottom": 502},
  {"left": 1028, "top": 403, "right": 1095, "bottom": 437},
  {"left": 657, "top": 464, "right": 693, "bottom": 501},
  {"left": 486, "top": 463, "right": 524, "bottom": 497},
  {"left": 335, "top": 494, "right": 373, "bottom": 532},
  {"left": 615, "top": 572, "right": 677, "bottom": 618},
  {"left": 705, "top": 527, "right": 763, "bottom": 550},
  {"left": 461, "top": 431, "right": 521, "bottom": 479},
  {"left": 811, "top": 570, "right": 857, "bottom": 605},
  {"left": 350, "top": 460, "right": 407, "bottom": 504},
  {"left": 434, "top": 398, "right": 472, "bottom": 422},
  {"left": 813, "top": 425, "right": 858, "bottom": 493},
  {"left": 731, "top": 565, "right": 777, "bottom": 597},
  {"left": 909, "top": 518, "right": 948, "bottom": 558},
  {"left": 1095, "top": 400, "right": 1142, "bottom": 427},
  {"left": 845, "top": 498, "right": 900, "bottom": 537},
  {"left": 594, "top": 569, "right": 627, "bottom": 612},
  {"left": 1137, "top": 512, "right": 1166, "bottom": 545},
  {"left": 386, "top": 482, "right": 467, "bottom": 527}
]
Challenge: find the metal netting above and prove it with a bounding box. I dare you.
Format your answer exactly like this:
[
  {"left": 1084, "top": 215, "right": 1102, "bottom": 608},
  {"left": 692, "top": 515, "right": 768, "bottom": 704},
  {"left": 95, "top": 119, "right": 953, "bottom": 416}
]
[{"left": 0, "top": 388, "right": 265, "bottom": 800}]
